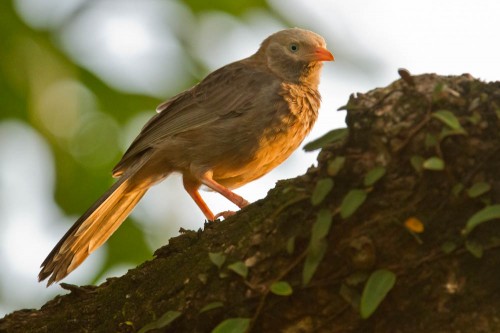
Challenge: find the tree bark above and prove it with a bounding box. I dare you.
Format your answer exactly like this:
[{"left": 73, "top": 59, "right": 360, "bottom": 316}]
[{"left": 2, "top": 72, "right": 500, "bottom": 333}]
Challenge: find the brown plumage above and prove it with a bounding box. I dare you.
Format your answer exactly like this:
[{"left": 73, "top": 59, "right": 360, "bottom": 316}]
[{"left": 39, "top": 28, "right": 334, "bottom": 286}]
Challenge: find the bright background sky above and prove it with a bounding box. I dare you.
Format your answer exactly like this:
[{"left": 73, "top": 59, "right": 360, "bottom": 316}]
[{"left": 1, "top": 0, "right": 499, "bottom": 316}]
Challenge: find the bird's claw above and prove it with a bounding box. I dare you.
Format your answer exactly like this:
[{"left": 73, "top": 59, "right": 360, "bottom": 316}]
[{"left": 213, "top": 210, "right": 237, "bottom": 220}]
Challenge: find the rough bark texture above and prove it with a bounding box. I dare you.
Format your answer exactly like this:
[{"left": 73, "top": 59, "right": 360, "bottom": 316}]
[{"left": 2, "top": 73, "right": 500, "bottom": 333}]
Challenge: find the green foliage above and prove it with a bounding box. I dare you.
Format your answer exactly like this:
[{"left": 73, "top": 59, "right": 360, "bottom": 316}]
[
  {"left": 200, "top": 302, "right": 224, "bottom": 313},
  {"left": 422, "top": 157, "right": 445, "bottom": 170},
  {"left": 463, "top": 204, "right": 500, "bottom": 235},
  {"left": 302, "top": 241, "right": 327, "bottom": 286},
  {"left": 311, "top": 178, "right": 334, "bottom": 206},
  {"left": 466, "top": 182, "right": 491, "bottom": 198},
  {"left": 303, "top": 210, "right": 332, "bottom": 285},
  {"left": 212, "top": 318, "right": 251, "bottom": 333},
  {"left": 452, "top": 183, "right": 464, "bottom": 197},
  {"left": 441, "top": 241, "right": 457, "bottom": 254},
  {"left": 227, "top": 261, "right": 248, "bottom": 279},
  {"left": 340, "top": 189, "right": 367, "bottom": 219},
  {"left": 303, "top": 128, "right": 348, "bottom": 151},
  {"left": 183, "top": 0, "right": 270, "bottom": 15},
  {"left": 465, "top": 240, "right": 483, "bottom": 258},
  {"left": 363, "top": 166, "right": 386, "bottom": 187},
  {"left": 339, "top": 283, "right": 361, "bottom": 309},
  {"left": 209, "top": 252, "right": 227, "bottom": 269},
  {"left": 425, "top": 133, "right": 439, "bottom": 148},
  {"left": 439, "top": 127, "right": 468, "bottom": 140},
  {"left": 311, "top": 209, "right": 334, "bottom": 242},
  {"left": 270, "top": 281, "right": 293, "bottom": 296},
  {"left": 432, "top": 110, "right": 465, "bottom": 132},
  {"left": 410, "top": 155, "right": 425, "bottom": 173},
  {"left": 327, "top": 156, "right": 346, "bottom": 176},
  {"left": 360, "top": 269, "right": 396, "bottom": 319},
  {"left": 138, "top": 311, "right": 182, "bottom": 333}
]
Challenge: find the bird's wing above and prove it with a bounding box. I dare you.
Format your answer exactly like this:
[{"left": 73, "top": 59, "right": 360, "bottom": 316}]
[{"left": 112, "top": 60, "right": 278, "bottom": 176}]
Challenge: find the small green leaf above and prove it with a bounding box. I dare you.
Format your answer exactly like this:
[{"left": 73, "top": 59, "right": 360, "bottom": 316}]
[
  {"left": 439, "top": 127, "right": 467, "bottom": 140},
  {"left": 422, "top": 157, "right": 445, "bottom": 170},
  {"left": 270, "top": 281, "right": 293, "bottom": 296},
  {"left": 465, "top": 240, "right": 483, "bottom": 258},
  {"left": 364, "top": 166, "right": 386, "bottom": 187},
  {"left": 212, "top": 318, "right": 251, "bottom": 333},
  {"left": 302, "top": 210, "right": 333, "bottom": 286},
  {"left": 463, "top": 204, "right": 500, "bottom": 235},
  {"left": 227, "top": 261, "right": 248, "bottom": 279},
  {"left": 433, "top": 82, "right": 445, "bottom": 97},
  {"left": 360, "top": 269, "right": 396, "bottom": 319},
  {"left": 466, "top": 182, "right": 491, "bottom": 198},
  {"left": 432, "top": 110, "right": 464, "bottom": 131},
  {"left": 410, "top": 155, "right": 425, "bottom": 173},
  {"left": 345, "top": 272, "right": 370, "bottom": 286},
  {"left": 303, "top": 128, "right": 348, "bottom": 151},
  {"left": 441, "top": 241, "right": 457, "bottom": 254},
  {"left": 425, "top": 133, "right": 438, "bottom": 148},
  {"left": 198, "top": 273, "right": 208, "bottom": 284},
  {"left": 451, "top": 183, "right": 464, "bottom": 197},
  {"left": 200, "top": 302, "right": 224, "bottom": 313},
  {"left": 340, "top": 189, "right": 367, "bottom": 219},
  {"left": 467, "top": 111, "right": 481, "bottom": 124},
  {"left": 339, "top": 283, "right": 361, "bottom": 310},
  {"left": 327, "top": 156, "right": 346, "bottom": 176},
  {"left": 468, "top": 97, "right": 482, "bottom": 112},
  {"left": 302, "top": 240, "right": 327, "bottom": 286},
  {"left": 311, "top": 209, "right": 333, "bottom": 243},
  {"left": 311, "top": 178, "right": 334, "bottom": 206},
  {"left": 286, "top": 236, "right": 295, "bottom": 255},
  {"left": 209, "top": 252, "right": 226, "bottom": 269},
  {"left": 138, "top": 311, "right": 182, "bottom": 333}
]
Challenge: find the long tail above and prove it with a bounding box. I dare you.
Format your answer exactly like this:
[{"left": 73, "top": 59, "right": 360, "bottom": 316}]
[{"left": 39, "top": 176, "right": 147, "bottom": 286}]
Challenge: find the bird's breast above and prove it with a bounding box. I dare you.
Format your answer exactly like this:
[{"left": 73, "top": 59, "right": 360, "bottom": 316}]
[
  {"left": 213, "top": 83, "right": 321, "bottom": 188},
  {"left": 255, "top": 83, "right": 321, "bottom": 168}
]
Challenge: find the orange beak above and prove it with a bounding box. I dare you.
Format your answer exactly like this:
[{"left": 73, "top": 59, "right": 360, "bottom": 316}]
[{"left": 313, "top": 47, "right": 334, "bottom": 62}]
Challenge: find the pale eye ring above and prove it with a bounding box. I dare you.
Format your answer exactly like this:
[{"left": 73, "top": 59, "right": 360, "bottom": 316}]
[{"left": 289, "top": 43, "right": 299, "bottom": 53}]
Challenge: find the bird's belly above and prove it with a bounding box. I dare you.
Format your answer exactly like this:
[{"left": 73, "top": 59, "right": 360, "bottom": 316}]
[{"left": 212, "top": 123, "right": 309, "bottom": 189}]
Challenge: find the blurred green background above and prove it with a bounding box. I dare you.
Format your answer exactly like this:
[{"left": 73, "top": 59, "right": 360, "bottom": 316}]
[
  {"left": 1, "top": 0, "right": 498, "bottom": 317},
  {"left": 0, "top": 0, "right": 349, "bottom": 315}
]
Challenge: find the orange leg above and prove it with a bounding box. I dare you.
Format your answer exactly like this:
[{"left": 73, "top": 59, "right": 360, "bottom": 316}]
[
  {"left": 183, "top": 171, "right": 250, "bottom": 221},
  {"left": 183, "top": 177, "right": 215, "bottom": 221},
  {"left": 199, "top": 171, "right": 249, "bottom": 208}
]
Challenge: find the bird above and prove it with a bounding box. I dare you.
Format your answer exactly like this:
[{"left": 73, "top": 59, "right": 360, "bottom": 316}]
[{"left": 39, "top": 27, "right": 334, "bottom": 286}]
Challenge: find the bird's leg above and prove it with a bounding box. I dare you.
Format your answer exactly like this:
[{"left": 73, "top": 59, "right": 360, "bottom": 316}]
[
  {"left": 183, "top": 171, "right": 249, "bottom": 221},
  {"left": 213, "top": 210, "right": 237, "bottom": 220},
  {"left": 197, "top": 171, "right": 249, "bottom": 219},
  {"left": 200, "top": 171, "right": 249, "bottom": 208},
  {"left": 183, "top": 177, "right": 215, "bottom": 221}
]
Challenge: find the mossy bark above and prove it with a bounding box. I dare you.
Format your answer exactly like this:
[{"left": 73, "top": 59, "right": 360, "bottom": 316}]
[{"left": 2, "top": 73, "right": 500, "bottom": 333}]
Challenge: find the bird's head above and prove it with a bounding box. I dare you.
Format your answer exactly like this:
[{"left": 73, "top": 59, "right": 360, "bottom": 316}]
[{"left": 257, "top": 28, "right": 334, "bottom": 85}]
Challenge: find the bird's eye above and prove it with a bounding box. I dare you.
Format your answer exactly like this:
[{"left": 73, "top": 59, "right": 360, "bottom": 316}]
[{"left": 289, "top": 43, "right": 299, "bottom": 53}]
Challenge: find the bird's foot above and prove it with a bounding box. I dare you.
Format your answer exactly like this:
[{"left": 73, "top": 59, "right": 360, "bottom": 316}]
[{"left": 213, "top": 210, "right": 237, "bottom": 220}]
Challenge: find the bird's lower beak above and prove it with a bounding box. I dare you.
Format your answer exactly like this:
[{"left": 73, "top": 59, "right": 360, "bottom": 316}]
[{"left": 313, "top": 47, "right": 334, "bottom": 62}]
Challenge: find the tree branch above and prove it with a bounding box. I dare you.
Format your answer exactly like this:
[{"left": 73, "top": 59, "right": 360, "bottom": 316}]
[{"left": 2, "top": 73, "right": 500, "bottom": 333}]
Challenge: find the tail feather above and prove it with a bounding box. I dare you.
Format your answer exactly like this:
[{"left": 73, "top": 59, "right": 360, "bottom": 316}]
[{"left": 39, "top": 177, "right": 147, "bottom": 286}]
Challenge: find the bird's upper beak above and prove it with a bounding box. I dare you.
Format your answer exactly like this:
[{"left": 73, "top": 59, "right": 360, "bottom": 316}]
[{"left": 312, "top": 47, "right": 334, "bottom": 62}]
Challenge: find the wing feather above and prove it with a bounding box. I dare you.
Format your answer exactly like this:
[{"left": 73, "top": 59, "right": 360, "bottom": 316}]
[{"left": 113, "top": 59, "right": 278, "bottom": 175}]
